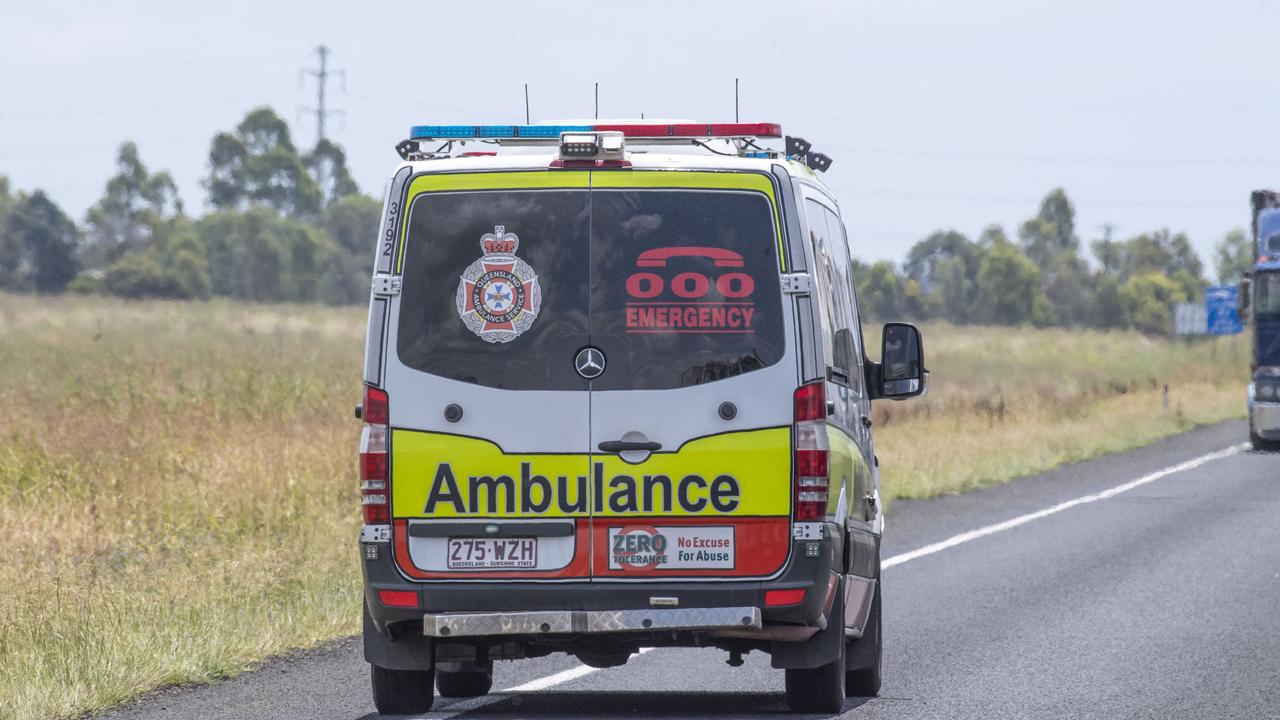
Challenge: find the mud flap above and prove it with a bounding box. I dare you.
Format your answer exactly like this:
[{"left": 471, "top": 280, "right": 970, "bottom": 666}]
[
  {"left": 363, "top": 603, "right": 434, "bottom": 671},
  {"left": 770, "top": 576, "right": 844, "bottom": 670}
]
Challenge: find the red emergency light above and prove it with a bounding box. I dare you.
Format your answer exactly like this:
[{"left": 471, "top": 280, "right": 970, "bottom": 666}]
[{"left": 591, "top": 122, "right": 783, "bottom": 139}]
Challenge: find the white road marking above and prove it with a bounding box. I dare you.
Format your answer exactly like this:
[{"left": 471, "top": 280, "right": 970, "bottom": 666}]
[
  {"left": 431, "top": 649, "right": 655, "bottom": 718},
  {"left": 881, "top": 444, "right": 1248, "bottom": 570},
  {"left": 427, "top": 442, "right": 1247, "bottom": 715},
  {"left": 505, "top": 648, "right": 656, "bottom": 692}
]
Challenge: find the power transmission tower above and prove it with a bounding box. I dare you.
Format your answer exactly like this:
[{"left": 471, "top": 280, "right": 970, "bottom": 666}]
[
  {"left": 299, "top": 45, "right": 345, "bottom": 146},
  {"left": 299, "top": 45, "right": 345, "bottom": 203}
]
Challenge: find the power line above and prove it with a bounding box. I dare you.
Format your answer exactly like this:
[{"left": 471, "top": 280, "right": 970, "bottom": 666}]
[
  {"left": 845, "top": 186, "right": 1239, "bottom": 210},
  {"left": 832, "top": 144, "right": 1280, "bottom": 167},
  {"left": 0, "top": 54, "right": 296, "bottom": 79}
]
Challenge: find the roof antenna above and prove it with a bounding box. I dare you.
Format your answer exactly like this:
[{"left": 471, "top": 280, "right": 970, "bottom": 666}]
[
  {"left": 735, "top": 77, "right": 740, "bottom": 122},
  {"left": 594, "top": 82, "right": 599, "bottom": 119},
  {"left": 524, "top": 83, "right": 530, "bottom": 124}
]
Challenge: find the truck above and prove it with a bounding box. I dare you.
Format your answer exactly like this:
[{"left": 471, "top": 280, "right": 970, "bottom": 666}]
[{"left": 1245, "top": 191, "right": 1280, "bottom": 450}]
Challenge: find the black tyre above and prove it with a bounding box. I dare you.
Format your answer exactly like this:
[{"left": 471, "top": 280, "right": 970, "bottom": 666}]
[
  {"left": 370, "top": 663, "right": 435, "bottom": 715},
  {"left": 845, "top": 582, "right": 882, "bottom": 697},
  {"left": 784, "top": 641, "right": 846, "bottom": 713},
  {"left": 436, "top": 667, "right": 493, "bottom": 698}
]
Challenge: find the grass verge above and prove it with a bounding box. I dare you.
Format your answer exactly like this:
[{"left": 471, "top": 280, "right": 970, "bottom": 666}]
[{"left": 872, "top": 324, "right": 1249, "bottom": 499}]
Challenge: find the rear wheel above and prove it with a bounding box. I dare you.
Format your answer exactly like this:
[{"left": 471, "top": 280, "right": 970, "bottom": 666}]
[
  {"left": 436, "top": 665, "right": 494, "bottom": 698},
  {"left": 845, "top": 582, "right": 882, "bottom": 697},
  {"left": 370, "top": 664, "right": 435, "bottom": 715},
  {"left": 784, "top": 637, "right": 846, "bottom": 713}
]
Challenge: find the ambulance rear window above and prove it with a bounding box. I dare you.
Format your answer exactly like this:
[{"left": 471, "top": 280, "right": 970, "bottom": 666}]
[
  {"left": 588, "top": 189, "right": 785, "bottom": 390},
  {"left": 395, "top": 186, "right": 785, "bottom": 391},
  {"left": 397, "top": 190, "right": 591, "bottom": 391}
]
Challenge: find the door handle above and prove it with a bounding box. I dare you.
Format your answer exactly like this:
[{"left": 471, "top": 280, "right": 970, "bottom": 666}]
[{"left": 597, "top": 440, "right": 663, "bottom": 453}]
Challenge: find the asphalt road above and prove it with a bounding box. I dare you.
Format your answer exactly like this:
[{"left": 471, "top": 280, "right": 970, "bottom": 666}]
[{"left": 101, "top": 420, "right": 1280, "bottom": 720}]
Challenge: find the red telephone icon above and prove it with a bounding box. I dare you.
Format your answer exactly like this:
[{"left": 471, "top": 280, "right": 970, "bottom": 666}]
[{"left": 636, "top": 246, "right": 745, "bottom": 268}]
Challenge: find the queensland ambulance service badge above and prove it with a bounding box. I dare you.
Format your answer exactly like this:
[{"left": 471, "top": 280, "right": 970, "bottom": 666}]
[{"left": 455, "top": 225, "right": 542, "bottom": 343}]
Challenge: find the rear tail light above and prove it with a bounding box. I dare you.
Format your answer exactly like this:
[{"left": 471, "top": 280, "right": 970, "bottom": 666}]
[
  {"left": 363, "top": 386, "right": 388, "bottom": 425},
  {"left": 360, "top": 386, "right": 389, "bottom": 524},
  {"left": 793, "top": 382, "right": 829, "bottom": 522}
]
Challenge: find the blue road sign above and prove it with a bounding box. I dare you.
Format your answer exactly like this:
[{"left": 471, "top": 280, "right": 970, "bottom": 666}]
[{"left": 1205, "top": 286, "right": 1244, "bottom": 335}]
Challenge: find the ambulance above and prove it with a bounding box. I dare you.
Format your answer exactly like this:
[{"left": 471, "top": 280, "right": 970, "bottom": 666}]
[{"left": 356, "top": 121, "right": 927, "bottom": 714}]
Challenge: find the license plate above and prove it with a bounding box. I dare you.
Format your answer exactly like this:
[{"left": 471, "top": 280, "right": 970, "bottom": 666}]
[{"left": 447, "top": 538, "right": 537, "bottom": 569}]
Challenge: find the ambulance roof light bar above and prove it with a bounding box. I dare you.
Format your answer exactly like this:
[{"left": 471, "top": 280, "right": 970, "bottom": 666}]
[
  {"left": 395, "top": 121, "right": 833, "bottom": 172},
  {"left": 405, "top": 121, "right": 782, "bottom": 143}
]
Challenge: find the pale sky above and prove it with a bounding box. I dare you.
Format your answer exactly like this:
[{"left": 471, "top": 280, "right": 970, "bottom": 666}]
[{"left": 2, "top": 0, "right": 1277, "bottom": 266}]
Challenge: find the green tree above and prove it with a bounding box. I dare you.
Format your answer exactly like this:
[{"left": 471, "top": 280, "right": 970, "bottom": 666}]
[
  {"left": 1019, "top": 188, "right": 1078, "bottom": 266},
  {"left": 100, "top": 221, "right": 211, "bottom": 300},
  {"left": 205, "top": 107, "right": 322, "bottom": 218},
  {"left": 0, "top": 178, "right": 20, "bottom": 289},
  {"left": 1110, "top": 228, "right": 1204, "bottom": 281},
  {"left": 1089, "top": 275, "right": 1127, "bottom": 329},
  {"left": 1, "top": 190, "right": 78, "bottom": 292},
  {"left": 83, "top": 142, "right": 182, "bottom": 269},
  {"left": 305, "top": 139, "right": 361, "bottom": 209},
  {"left": 977, "top": 224, "right": 1011, "bottom": 248},
  {"left": 902, "top": 278, "right": 943, "bottom": 320},
  {"left": 1214, "top": 228, "right": 1253, "bottom": 284},
  {"left": 1089, "top": 224, "right": 1120, "bottom": 277},
  {"left": 975, "top": 239, "right": 1041, "bottom": 325},
  {"left": 316, "top": 194, "right": 380, "bottom": 304},
  {"left": 1019, "top": 189, "right": 1091, "bottom": 326},
  {"left": 1121, "top": 272, "right": 1188, "bottom": 335},
  {"left": 0, "top": 176, "right": 12, "bottom": 226},
  {"left": 904, "top": 229, "right": 983, "bottom": 323},
  {"left": 163, "top": 230, "right": 213, "bottom": 299},
  {"left": 196, "top": 208, "right": 335, "bottom": 302},
  {"left": 1031, "top": 293, "right": 1057, "bottom": 327},
  {"left": 103, "top": 252, "right": 178, "bottom": 298},
  {"left": 1041, "top": 255, "right": 1092, "bottom": 327},
  {"left": 856, "top": 260, "right": 904, "bottom": 321}
]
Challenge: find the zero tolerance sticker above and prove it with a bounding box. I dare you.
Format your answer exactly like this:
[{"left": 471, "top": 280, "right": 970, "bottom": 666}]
[{"left": 455, "top": 225, "right": 542, "bottom": 343}]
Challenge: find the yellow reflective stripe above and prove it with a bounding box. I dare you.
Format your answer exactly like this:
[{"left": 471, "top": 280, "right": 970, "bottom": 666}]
[
  {"left": 589, "top": 170, "right": 787, "bottom": 270},
  {"left": 395, "top": 168, "right": 787, "bottom": 272},
  {"left": 396, "top": 171, "right": 590, "bottom": 271},
  {"left": 390, "top": 427, "right": 792, "bottom": 519}
]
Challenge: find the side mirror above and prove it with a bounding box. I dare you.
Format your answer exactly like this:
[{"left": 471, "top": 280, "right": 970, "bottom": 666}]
[{"left": 881, "top": 322, "right": 927, "bottom": 399}]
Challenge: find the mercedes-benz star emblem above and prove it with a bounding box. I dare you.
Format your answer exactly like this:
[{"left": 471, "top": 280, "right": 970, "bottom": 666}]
[{"left": 575, "top": 347, "right": 606, "bottom": 379}]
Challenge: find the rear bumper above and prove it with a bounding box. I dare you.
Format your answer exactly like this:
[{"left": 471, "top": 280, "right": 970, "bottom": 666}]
[
  {"left": 361, "top": 520, "right": 861, "bottom": 634},
  {"left": 1252, "top": 399, "right": 1280, "bottom": 440},
  {"left": 424, "top": 606, "right": 761, "bottom": 638}
]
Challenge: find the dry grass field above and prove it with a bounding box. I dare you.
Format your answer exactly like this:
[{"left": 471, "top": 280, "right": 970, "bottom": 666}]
[
  {"left": 871, "top": 324, "right": 1250, "bottom": 499},
  {"left": 0, "top": 294, "right": 1249, "bottom": 719}
]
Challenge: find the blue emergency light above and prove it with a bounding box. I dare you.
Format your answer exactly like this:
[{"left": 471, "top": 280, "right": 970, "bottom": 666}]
[{"left": 410, "top": 124, "right": 594, "bottom": 140}]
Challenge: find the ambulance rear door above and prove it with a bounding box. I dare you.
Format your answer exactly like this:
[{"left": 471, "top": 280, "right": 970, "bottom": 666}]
[
  {"left": 385, "top": 173, "right": 595, "bottom": 582},
  {"left": 585, "top": 171, "right": 798, "bottom": 580}
]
